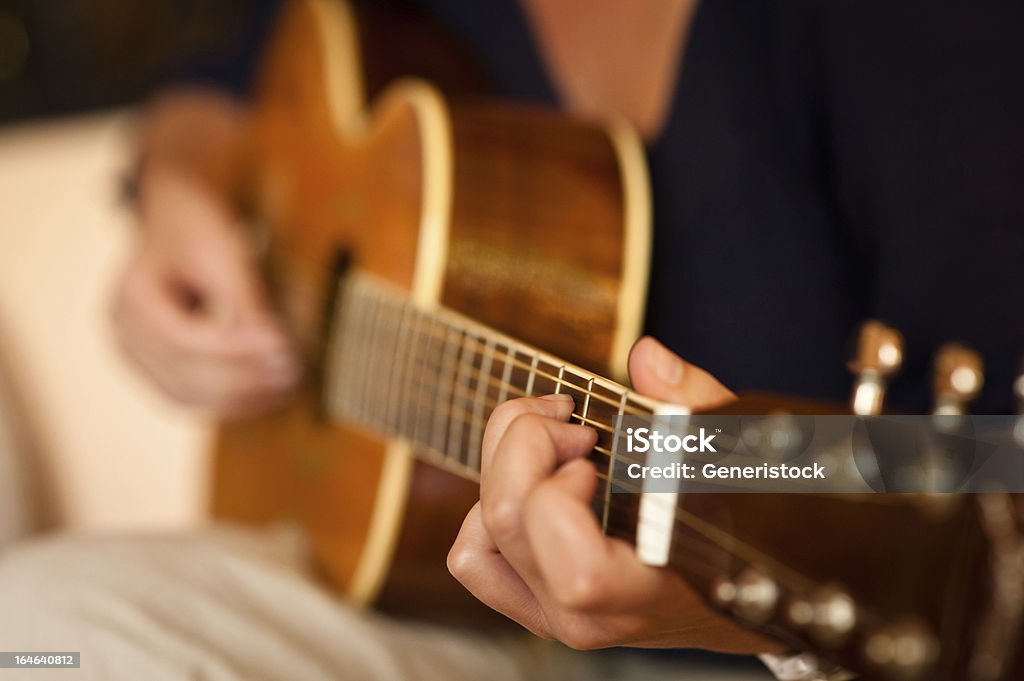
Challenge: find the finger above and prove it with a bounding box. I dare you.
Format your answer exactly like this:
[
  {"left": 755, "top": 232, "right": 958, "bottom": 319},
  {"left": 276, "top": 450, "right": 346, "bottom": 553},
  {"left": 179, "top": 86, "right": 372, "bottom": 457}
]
[
  {"left": 121, "top": 253, "right": 287, "bottom": 363},
  {"left": 627, "top": 336, "right": 734, "bottom": 411},
  {"left": 114, "top": 259, "right": 300, "bottom": 412},
  {"left": 177, "top": 222, "right": 278, "bottom": 329},
  {"left": 120, "top": 318, "right": 295, "bottom": 416},
  {"left": 143, "top": 171, "right": 275, "bottom": 330},
  {"left": 145, "top": 253, "right": 299, "bottom": 378},
  {"left": 481, "top": 415, "right": 596, "bottom": 579},
  {"left": 481, "top": 395, "right": 574, "bottom": 480},
  {"left": 447, "top": 503, "right": 551, "bottom": 638},
  {"left": 180, "top": 355, "right": 298, "bottom": 417},
  {"left": 524, "top": 458, "right": 689, "bottom": 615}
]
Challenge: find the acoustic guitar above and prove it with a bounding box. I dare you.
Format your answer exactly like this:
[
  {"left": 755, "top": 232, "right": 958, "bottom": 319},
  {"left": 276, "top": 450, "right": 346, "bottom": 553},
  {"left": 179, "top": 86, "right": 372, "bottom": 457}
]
[{"left": 211, "top": 2, "right": 1024, "bottom": 680}]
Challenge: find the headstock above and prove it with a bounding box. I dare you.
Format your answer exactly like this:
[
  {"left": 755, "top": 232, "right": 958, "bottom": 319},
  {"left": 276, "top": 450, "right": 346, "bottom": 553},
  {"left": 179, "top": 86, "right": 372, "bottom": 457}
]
[{"left": 616, "top": 321, "right": 1024, "bottom": 681}]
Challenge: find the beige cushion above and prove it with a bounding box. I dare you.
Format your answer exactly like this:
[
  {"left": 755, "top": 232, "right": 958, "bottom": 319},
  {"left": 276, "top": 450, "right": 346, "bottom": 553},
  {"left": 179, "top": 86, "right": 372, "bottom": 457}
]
[
  {"left": 0, "top": 363, "right": 36, "bottom": 549},
  {"left": 0, "top": 113, "right": 208, "bottom": 532}
]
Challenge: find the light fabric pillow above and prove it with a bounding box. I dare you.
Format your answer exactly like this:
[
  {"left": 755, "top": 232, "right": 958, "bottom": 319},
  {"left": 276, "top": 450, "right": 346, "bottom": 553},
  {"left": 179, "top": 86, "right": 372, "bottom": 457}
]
[{"left": 0, "top": 369, "right": 35, "bottom": 550}]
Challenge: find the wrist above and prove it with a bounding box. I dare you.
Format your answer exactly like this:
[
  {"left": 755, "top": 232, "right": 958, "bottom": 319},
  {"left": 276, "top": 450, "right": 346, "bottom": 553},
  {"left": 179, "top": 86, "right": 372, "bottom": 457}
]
[{"left": 131, "top": 164, "right": 239, "bottom": 239}]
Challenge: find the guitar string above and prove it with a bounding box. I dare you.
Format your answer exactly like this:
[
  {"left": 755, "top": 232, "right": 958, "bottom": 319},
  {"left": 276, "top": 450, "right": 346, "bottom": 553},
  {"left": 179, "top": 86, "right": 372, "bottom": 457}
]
[
  {"left": 327, "top": 289, "right": 645, "bottom": 462},
  {"left": 341, "top": 375, "right": 827, "bottom": 596},
  {"left": 271, "top": 248, "right": 641, "bottom": 413},
  {"left": 308, "top": 271, "right": 833, "bottom": 597},
  {"left": 338, "top": 339, "right": 821, "bottom": 481},
  {"left": 343, "top": 359, "right": 827, "bottom": 497},
  {"left": 331, "top": 303, "right": 828, "bottom": 492},
  {"left": 334, "top": 313, "right": 836, "bottom": 593},
  {"left": 320, "top": 276, "right": 657, "bottom": 417},
  {"left": 353, "top": 323, "right": 651, "bottom": 417}
]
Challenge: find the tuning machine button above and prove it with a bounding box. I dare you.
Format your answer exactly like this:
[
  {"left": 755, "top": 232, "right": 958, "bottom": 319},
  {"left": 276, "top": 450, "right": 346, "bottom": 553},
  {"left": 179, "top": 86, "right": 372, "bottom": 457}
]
[
  {"left": 848, "top": 321, "right": 904, "bottom": 415},
  {"left": 731, "top": 568, "right": 779, "bottom": 625},
  {"left": 785, "top": 586, "right": 858, "bottom": 649},
  {"left": 932, "top": 343, "right": 983, "bottom": 418},
  {"left": 863, "top": 620, "right": 940, "bottom": 681},
  {"left": 710, "top": 577, "right": 737, "bottom": 609}
]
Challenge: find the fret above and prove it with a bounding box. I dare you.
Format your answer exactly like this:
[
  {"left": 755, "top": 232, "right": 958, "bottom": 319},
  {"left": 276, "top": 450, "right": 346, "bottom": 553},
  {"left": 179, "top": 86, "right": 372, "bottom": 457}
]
[
  {"left": 603, "top": 390, "right": 628, "bottom": 533},
  {"left": 356, "top": 286, "right": 385, "bottom": 425},
  {"left": 321, "top": 275, "right": 665, "bottom": 498},
  {"left": 432, "top": 323, "right": 460, "bottom": 456},
  {"left": 398, "top": 308, "right": 425, "bottom": 440},
  {"left": 448, "top": 330, "right": 478, "bottom": 466},
  {"left": 429, "top": 318, "right": 456, "bottom": 452},
  {"left": 557, "top": 369, "right": 593, "bottom": 425},
  {"left": 385, "top": 303, "right": 411, "bottom": 430},
  {"left": 435, "top": 325, "right": 463, "bottom": 459},
  {"left": 497, "top": 343, "right": 515, "bottom": 406},
  {"left": 525, "top": 354, "right": 539, "bottom": 396},
  {"left": 382, "top": 298, "right": 407, "bottom": 427},
  {"left": 506, "top": 348, "right": 534, "bottom": 401},
  {"left": 411, "top": 315, "right": 441, "bottom": 450},
  {"left": 530, "top": 358, "right": 561, "bottom": 397},
  {"left": 581, "top": 377, "right": 594, "bottom": 424},
  {"left": 370, "top": 294, "right": 400, "bottom": 430},
  {"left": 466, "top": 337, "right": 496, "bottom": 472}
]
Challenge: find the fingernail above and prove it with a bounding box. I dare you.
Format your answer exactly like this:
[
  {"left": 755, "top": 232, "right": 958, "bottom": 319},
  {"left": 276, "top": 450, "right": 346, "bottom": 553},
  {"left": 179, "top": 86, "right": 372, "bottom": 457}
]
[
  {"left": 648, "top": 340, "right": 684, "bottom": 386},
  {"left": 539, "top": 393, "right": 573, "bottom": 403}
]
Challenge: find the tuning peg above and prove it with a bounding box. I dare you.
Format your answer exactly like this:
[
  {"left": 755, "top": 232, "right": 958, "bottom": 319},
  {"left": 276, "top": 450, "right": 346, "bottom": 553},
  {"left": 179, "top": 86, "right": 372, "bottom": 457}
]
[
  {"left": 848, "top": 321, "right": 904, "bottom": 415},
  {"left": 786, "top": 586, "right": 858, "bottom": 649},
  {"left": 709, "top": 569, "right": 780, "bottom": 625},
  {"left": 731, "top": 568, "right": 779, "bottom": 625},
  {"left": 931, "top": 343, "right": 983, "bottom": 417},
  {"left": 863, "top": 620, "right": 939, "bottom": 681}
]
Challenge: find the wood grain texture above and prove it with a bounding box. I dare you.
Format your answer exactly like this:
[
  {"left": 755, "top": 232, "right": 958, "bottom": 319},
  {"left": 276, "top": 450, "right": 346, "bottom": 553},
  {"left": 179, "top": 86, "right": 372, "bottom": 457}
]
[{"left": 212, "top": 0, "right": 643, "bottom": 626}]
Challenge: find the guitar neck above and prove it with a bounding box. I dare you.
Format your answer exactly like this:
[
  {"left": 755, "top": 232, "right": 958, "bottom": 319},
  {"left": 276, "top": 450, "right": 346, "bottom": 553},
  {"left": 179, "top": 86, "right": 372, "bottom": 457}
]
[
  {"left": 322, "top": 271, "right": 658, "bottom": 501},
  {"left": 317, "top": 272, "right": 1022, "bottom": 681}
]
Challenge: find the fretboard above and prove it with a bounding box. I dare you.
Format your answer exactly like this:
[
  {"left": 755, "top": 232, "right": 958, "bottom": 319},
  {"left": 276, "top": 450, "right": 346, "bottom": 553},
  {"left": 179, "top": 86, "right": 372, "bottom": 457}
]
[
  {"left": 323, "top": 272, "right": 659, "bottom": 491},
  {"left": 322, "top": 273, "right": 740, "bottom": 571}
]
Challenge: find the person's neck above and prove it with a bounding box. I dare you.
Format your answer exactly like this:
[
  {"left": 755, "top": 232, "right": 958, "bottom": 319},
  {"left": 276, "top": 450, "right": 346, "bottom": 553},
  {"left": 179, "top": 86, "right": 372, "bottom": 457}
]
[{"left": 521, "top": 0, "right": 698, "bottom": 141}]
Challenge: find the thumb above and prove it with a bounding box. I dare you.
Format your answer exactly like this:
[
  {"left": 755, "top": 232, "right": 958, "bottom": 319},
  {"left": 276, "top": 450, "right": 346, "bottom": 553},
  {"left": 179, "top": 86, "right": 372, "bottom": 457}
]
[
  {"left": 627, "top": 337, "right": 734, "bottom": 411},
  {"left": 185, "top": 222, "right": 278, "bottom": 332}
]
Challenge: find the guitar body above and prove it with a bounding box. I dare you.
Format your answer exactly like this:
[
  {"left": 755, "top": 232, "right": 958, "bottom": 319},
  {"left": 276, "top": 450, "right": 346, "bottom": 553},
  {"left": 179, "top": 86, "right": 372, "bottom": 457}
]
[{"left": 211, "top": 0, "right": 650, "bottom": 625}]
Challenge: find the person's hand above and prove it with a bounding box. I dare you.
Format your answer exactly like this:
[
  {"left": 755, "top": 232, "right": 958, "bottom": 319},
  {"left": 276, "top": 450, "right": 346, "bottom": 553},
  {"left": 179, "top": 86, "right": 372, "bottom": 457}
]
[
  {"left": 448, "top": 336, "right": 783, "bottom": 653},
  {"left": 112, "top": 169, "right": 300, "bottom": 418}
]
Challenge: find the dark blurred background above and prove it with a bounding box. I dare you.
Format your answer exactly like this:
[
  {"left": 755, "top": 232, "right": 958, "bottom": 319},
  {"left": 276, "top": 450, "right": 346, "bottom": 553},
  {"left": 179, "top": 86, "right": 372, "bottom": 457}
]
[{"left": 0, "top": 0, "right": 263, "bottom": 123}]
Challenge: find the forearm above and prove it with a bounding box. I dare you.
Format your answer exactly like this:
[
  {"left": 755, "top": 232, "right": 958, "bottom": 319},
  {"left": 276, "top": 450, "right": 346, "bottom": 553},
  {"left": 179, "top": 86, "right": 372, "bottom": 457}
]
[{"left": 136, "top": 87, "right": 250, "bottom": 214}]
